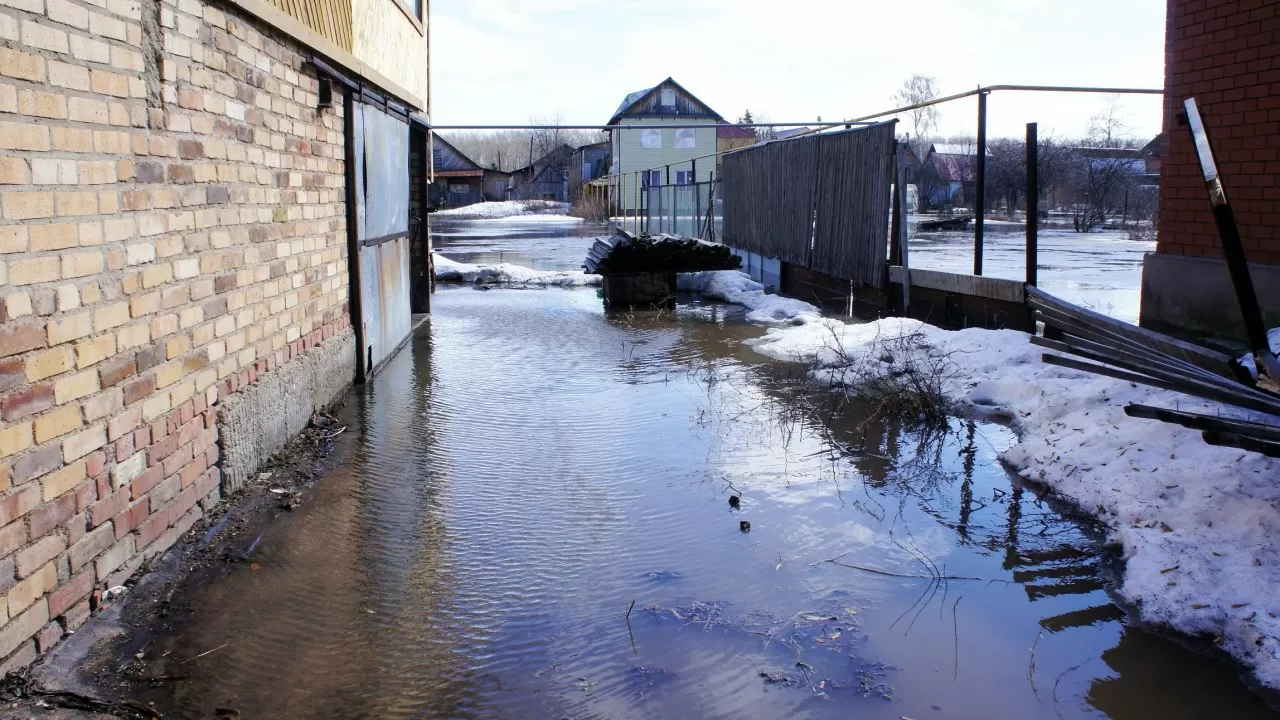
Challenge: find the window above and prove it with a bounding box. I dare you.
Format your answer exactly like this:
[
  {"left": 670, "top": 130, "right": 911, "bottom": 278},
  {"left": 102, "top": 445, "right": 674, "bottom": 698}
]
[
  {"left": 640, "top": 129, "right": 662, "bottom": 149},
  {"left": 403, "top": 0, "right": 421, "bottom": 18},
  {"left": 675, "top": 129, "right": 696, "bottom": 149},
  {"left": 660, "top": 88, "right": 676, "bottom": 107},
  {"left": 582, "top": 162, "right": 593, "bottom": 180},
  {"left": 643, "top": 170, "right": 662, "bottom": 187},
  {"left": 675, "top": 170, "right": 692, "bottom": 185}
]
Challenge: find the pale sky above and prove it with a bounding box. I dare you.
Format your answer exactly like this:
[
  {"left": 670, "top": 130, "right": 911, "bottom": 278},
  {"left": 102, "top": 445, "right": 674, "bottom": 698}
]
[{"left": 430, "top": 0, "right": 1166, "bottom": 142}]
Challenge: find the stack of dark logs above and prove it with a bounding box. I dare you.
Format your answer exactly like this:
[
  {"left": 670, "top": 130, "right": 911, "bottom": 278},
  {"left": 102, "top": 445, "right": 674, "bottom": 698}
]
[{"left": 584, "top": 232, "right": 740, "bottom": 309}]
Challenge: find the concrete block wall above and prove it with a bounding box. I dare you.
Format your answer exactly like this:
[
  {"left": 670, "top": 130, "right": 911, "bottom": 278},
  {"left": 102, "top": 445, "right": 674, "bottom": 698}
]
[
  {"left": 1157, "top": 0, "right": 1280, "bottom": 263},
  {"left": 0, "top": 0, "right": 352, "bottom": 671}
]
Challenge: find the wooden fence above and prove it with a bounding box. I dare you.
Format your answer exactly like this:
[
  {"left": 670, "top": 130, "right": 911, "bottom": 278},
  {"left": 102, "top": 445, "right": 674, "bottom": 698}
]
[{"left": 722, "top": 122, "right": 896, "bottom": 287}]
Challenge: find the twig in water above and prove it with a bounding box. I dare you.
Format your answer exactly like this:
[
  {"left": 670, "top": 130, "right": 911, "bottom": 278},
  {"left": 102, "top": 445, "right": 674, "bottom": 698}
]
[
  {"left": 813, "top": 556, "right": 982, "bottom": 581},
  {"left": 1029, "top": 630, "right": 1044, "bottom": 700},
  {"left": 951, "top": 597, "right": 962, "bottom": 681},
  {"left": 625, "top": 599, "right": 635, "bottom": 620},
  {"left": 178, "top": 643, "right": 228, "bottom": 665},
  {"left": 1052, "top": 659, "right": 1090, "bottom": 720}
]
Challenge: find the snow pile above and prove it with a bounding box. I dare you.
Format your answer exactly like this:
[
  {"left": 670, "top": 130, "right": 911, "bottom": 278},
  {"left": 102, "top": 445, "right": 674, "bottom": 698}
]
[
  {"left": 434, "top": 200, "right": 573, "bottom": 220},
  {"left": 433, "top": 254, "right": 600, "bottom": 287},
  {"left": 1237, "top": 327, "right": 1280, "bottom": 380},
  {"left": 678, "top": 271, "right": 822, "bottom": 325},
  {"left": 750, "top": 316, "right": 1280, "bottom": 689}
]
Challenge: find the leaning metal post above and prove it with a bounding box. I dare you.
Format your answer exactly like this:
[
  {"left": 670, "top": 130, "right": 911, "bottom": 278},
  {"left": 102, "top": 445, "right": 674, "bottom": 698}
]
[{"left": 1182, "top": 97, "right": 1280, "bottom": 382}]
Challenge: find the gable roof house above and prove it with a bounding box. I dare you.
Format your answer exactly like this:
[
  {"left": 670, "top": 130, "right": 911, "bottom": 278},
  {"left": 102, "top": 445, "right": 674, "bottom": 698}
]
[
  {"left": 509, "top": 144, "right": 575, "bottom": 202},
  {"left": 917, "top": 145, "right": 977, "bottom": 210},
  {"left": 608, "top": 78, "right": 725, "bottom": 211},
  {"left": 716, "top": 123, "right": 757, "bottom": 172},
  {"left": 430, "top": 136, "right": 488, "bottom": 208},
  {"left": 570, "top": 141, "right": 612, "bottom": 200}
]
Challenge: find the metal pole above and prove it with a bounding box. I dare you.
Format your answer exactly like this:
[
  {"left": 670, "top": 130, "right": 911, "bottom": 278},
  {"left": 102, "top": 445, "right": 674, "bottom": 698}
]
[
  {"left": 693, "top": 158, "right": 699, "bottom": 237},
  {"left": 974, "top": 90, "right": 988, "bottom": 276},
  {"left": 1026, "top": 122, "right": 1039, "bottom": 288}
]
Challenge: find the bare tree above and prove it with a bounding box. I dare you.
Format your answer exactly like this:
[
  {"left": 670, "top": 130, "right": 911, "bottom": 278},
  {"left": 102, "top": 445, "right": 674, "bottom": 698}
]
[
  {"left": 1087, "top": 95, "right": 1130, "bottom": 148},
  {"left": 737, "top": 109, "right": 776, "bottom": 141},
  {"left": 1063, "top": 150, "right": 1137, "bottom": 232},
  {"left": 893, "top": 75, "right": 941, "bottom": 153}
]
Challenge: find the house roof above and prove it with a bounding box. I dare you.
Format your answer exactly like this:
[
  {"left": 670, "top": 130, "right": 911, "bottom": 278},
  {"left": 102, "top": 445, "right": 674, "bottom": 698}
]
[
  {"left": 607, "top": 77, "right": 724, "bottom": 125},
  {"left": 931, "top": 153, "right": 975, "bottom": 183},
  {"left": 717, "top": 123, "right": 756, "bottom": 139},
  {"left": 432, "top": 134, "right": 483, "bottom": 174},
  {"left": 1140, "top": 133, "right": 1164, "bottom": 158},
  {"left": 775, "top": 128, "right": 811, "bottom": 139}
]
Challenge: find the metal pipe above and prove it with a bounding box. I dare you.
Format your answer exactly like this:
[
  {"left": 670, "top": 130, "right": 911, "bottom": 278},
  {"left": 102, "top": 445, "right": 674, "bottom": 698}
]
[
  {"left": 844, "top": 84, "right": 1162, "bottom": 125},
  {"left": 427, "top": 121, "right": 876, "bottom": 131},
  {"left": 1026, "top": 122, "right": 1039, "bottom": 288},
  {"left": 342, "top": 88, "right": 366, "bottom": 383},
  {"left": 974, "top": 90, "right": 988, "bottom": 276}
]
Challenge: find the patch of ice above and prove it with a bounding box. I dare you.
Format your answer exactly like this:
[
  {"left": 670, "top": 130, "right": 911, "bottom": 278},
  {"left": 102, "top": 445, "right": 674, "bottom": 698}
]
[
  {"left": 434, "top": 200, "right": 572, "bottom": 219},
  {"left": 749, "top": 315, "right": 1280, "bottom": 689},
  {"left": 1237, "top": 327, "right": 1280, "bottom": 380},
  {"left": 433, "top": 253, "right": 600, "bottom": 287},
  {"left": 678, "top": 270, "right": 822, "bottom": 325}
]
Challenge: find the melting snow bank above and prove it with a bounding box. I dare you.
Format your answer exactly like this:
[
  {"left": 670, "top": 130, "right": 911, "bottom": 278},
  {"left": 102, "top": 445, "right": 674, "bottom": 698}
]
[
  {"left": 678, "top": 271, "right": 821, "bottom": 325},
  {"left": 433, "top": 200, "right": 572, "bottom": 219},
  {"left": 749, "top": 316, "right": 1280, "bottom": 689},
  {"left": 433, "top": 254, "right": 600, "bottom": 287}
]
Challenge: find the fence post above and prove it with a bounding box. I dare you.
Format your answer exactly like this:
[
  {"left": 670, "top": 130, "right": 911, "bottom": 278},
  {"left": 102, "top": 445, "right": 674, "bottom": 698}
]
[
  {"left": 895, "top": 142, "right": 910, "bottom": 315},
  {"left": 1026, "top": 122, "right": 1038, "bottom": 288},
  {"left": 693, "top": 159, "right": 700, "bottom": 237},
  {"left": 974, "top": 89, "right": 988, "bottom": 276}
]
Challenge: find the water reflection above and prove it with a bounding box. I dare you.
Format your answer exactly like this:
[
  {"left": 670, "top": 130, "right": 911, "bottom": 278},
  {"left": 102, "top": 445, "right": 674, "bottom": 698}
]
[{"left": 123, "top": 225, "right": 1274, "bottom": 718}]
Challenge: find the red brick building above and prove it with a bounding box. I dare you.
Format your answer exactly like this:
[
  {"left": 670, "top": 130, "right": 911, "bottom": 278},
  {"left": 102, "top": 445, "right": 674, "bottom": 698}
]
[{"left": 1141, "top": 0, "right": 1280, "bottom": 339}]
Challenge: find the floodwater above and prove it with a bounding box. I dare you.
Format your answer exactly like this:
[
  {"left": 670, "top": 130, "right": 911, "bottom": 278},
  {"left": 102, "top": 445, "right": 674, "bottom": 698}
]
[
  {"left": 130, "top": 217, "right": 1274, "bottom": 719},
  {"left": 908, "top": 222, "right": 1155, "bottom": 324}
]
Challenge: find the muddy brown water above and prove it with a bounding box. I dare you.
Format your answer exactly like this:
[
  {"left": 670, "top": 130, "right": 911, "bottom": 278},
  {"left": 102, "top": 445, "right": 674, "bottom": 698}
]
[{"left": 117, "top": 218, "right": 1276, "bottom": 718}]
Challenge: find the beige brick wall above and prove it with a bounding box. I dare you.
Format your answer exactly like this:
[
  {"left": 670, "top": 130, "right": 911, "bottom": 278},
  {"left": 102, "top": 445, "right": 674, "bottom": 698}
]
[{"left": 0, "top": 0, "right": 352, "bottom": 669}]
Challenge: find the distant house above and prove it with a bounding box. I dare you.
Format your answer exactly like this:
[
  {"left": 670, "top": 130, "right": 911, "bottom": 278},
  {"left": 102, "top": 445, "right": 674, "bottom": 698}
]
[
  {"left": 608, "top": 77, "right": 725, "bottom": 211},
  {"left": 569, "top": 140, "right": 611, "bottom": 200},
  {"left": 917, "top": 144, "right": 977, "bottom": 209},
  {"left": 716, "top": 123, "right": 757, "bottom": 172},
  {"left": 482, "top": 169, "right": 511, "bottom": 202},
  {"left": 509, "top": 144, "right": 574, "bottom": 202},
  {"left": 430, "top": 135, "right": 486, "bottom": 208},
  {"left": 1140, "top": 134, "right": 1164, "bottom": 182},
  {"left": 774, "top": 127, "right": 811, "bottom": 140}
]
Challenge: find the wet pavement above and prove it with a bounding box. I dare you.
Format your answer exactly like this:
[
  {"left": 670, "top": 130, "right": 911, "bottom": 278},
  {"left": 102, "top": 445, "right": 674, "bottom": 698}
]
[{"left": 55, "top": 217, "right": 1275, "bottom": 718}]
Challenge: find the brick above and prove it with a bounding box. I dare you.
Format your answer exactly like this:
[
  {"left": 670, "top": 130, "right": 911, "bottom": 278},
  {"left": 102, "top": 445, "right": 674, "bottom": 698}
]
[
  {"left": 18, "top": 89, "right": 67, "bottom": 120},
  {"left": 41, "top": 459, "right": 84, "bottom": 501},
  {"left": 89, "top": 487, "right": 127, "bottom": 527},
  {"left": 0, "top": 423, "right": 33, "bottom": 459},
  {"left": 0, "top": 483, "right": 40, "bottom": 526},
  {"left": 106, "top": 408, "right": 139, "bottom": 443},
  {"left": 112, "top": 451, "right": 145, "bottom": 489},
  {"left": 10, "top": 444, "right": 62, "bottom": 488},
  {"left": 46, "top": 313, "right": 92, "bottom": 345},
  {"left": 48, "top": 569, "right": 92, "bottom": 618},
  {"left": 0, "top": 522, "right": 25, "bottom": 559},
  {"left": 28, "top": 224, "right": 78, "bottom": 252},
  {"left": 0, "top": 227, "right": 27, "bottom": 254},
  {"left": 0, "top": 48, "right": 45, "bottom": 83},
  {"left": 68, "top": 35, "right": 109, "bottom": 65},
  {"left": 112, "top": 497, "right": 147, "bottom": 538},
  {"left": 59, "top": 251, "right": 102, "bottom": 280},
  {"left": 24, "top": 347, "right": 73, "bottom": 383},
  {"left": 68, "top": 523, "right": 111, "bottom": 571},
  {"left": 21, "top": 19, "right": 68, "bottom": 53},
  {"left": 0, "top": 323, "right": 45, "bottom": 359},
  {"left": 46, "top": 0, "right": 89, "bottom": 29},
  {"left": 0, "top": 598, "right": 48, "bottom": 658},
  {"left": 53, "top": 369, "right": 97, "bottom": 404},
  {"left": 61, "top": 424, "right": 104, "bottom": 462},
  {"left": 93, "top": 535, "right": 133, "bottom": 579},
  {"left": 36, "top": 620, "right": 62, "bottom": 652},
  {"left": 27, "top": 493, "right": 74, "bottom": 537},
  {"left": 55, "top": 191, "right": 97, "bottom": 217},
  {"left": 34, "top": 405, "right": 81, "bottom": 443},
  {"left": 83, "top": 389, "right": 122, "bottom": 423},
  {"left": 15, "top": 535, "right": 64, "bottom": 578},
  {"left": 50, "top": 127, "right": 92, "bottom": 152},
  {"left": 148, "top": 474, "right": 179, "bottom": 511},
  {"left": 117, "top": 323, "right": 149, "bottom": 350},
  {"left": 121, "top": 374, "right": 153, "bottom": 406},
  {"left": 1, "top": 191, "right": 54, "bottom": 220},
  {"left": 9, "top": 256, "right": 59, "bottom": 285},
  {"left": 75, "top": 335, "right": 115, "bottom": 369},
  {"left": 0, "top": 157, "right": 30, "bottom": 185},
  {"left": 1, "top": 384, "right": 54, "bottom": 422},
  {"left": 92, "top": 302, "right": 129, "bottom": 332}
]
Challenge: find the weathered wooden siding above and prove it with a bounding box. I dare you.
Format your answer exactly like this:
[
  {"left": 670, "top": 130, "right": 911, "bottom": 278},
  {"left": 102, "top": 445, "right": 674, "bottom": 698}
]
[
  {"left": 351, "top": 0, "right": 427, "bottom": 102},
  {"left": 722, "top": 123, "right": 896, "bottom": 287},
  {"left": 263, "top": 0, "right": 353, "bottom": 50}
]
